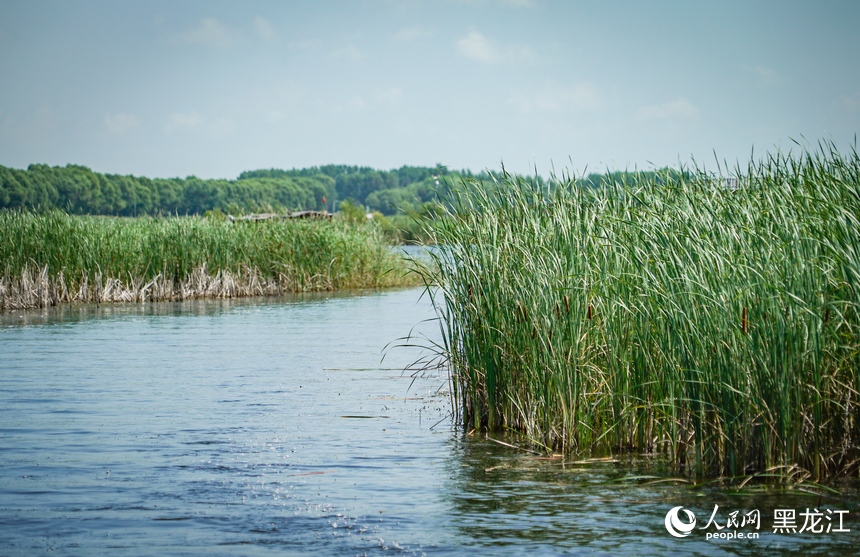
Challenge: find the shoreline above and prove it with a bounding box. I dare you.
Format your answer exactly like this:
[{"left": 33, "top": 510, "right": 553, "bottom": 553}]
[
  {"left": 0, "top": 211, "right": 421, "bottom": 312},
  {"left": 0, "top": 263, "right": 421, "bottom": 312}
]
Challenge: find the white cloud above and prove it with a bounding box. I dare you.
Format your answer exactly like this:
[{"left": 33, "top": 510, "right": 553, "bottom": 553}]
[
  {"left": 331, "top": 44, "right": 365, "bottom": 61},
  {"left": 165, "top": 110, "right": 203, "bottom": 133},
  {"left": 636, "top": 98, "right": 699, "bottom": 121},
  {"left": 395, "top": 27, "right": 432, "bottom": 41},
  {"left": 510, "top": 83, "right": 603, "bottom": 113},
  {"left": 180, "top": 18, "right": 235, "bottom": 48},
  {"left": 104, "top": 113, "right": 139, "bottom": 133},
  {"left": 457, "top": 30, "right": 497, "bottom": 63},
  {"left": 254, "top": 16, "right": 276, "bottom": 43},
  {"left": 456, "top": 30, "right": 534, "bottom": 65}
]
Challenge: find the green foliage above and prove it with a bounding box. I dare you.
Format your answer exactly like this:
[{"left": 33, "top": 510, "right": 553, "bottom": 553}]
[
  {"left": 422, "top": 141, "right": 860, "bottom": 481},
  {"left": 0, "top": 164, "right": 336, "bottom": 216},
  {"left": 0, "top": 210, "right": 418, "bottom": 305},
  {"left": 203, "top": 207, "right": 227, "bottom": 221},
  {"left": 385, "top": 214, "right": 425, "bottom": 245},
  {"left": 0, "top": 160, "right": 695, "bottom": 228},
  {"left": 338, "top": 199, "right": 367, "bottom": 225}
]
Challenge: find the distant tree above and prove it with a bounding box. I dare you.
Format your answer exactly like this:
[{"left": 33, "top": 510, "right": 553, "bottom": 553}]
[
  {"left": 338, "top": 199, "right": 366, "bottom": 225},
  {"left": 365, "top": 188, "right": 416, "bottom": 215},
  {"left": 0, "top": 162, "right": 567, "bottom": 217},
  {"left": 335, "top": 171, "right": 398, "bottom": 205}
]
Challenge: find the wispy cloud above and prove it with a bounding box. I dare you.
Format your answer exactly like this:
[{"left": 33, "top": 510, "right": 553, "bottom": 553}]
[
  {"left": 636, "top": 98, "right": 699, "bottom": 121},
  {"left": 457, "top": 30, "right": 496, "bottom": 63},
  {"left": 165, "top": 110, "right": 203, "bottom": 133},
  {"left": 331, "top": 44, "right": 365, "bottom": 61},
  {"left": 104, "top": 113, "right": 139, "bottom": 134},
  {"left": 179, "top": 18, "right": 235, "bottom": 48},
  {"left": 457, "top": 29, "right": 534, "bottom": 65},
  {"left": 254, "top": 16, "right": 276, "bottom": 43},
  {"left": 395, "top": 26, "right": 432, "bottom": 41},
  {"left": 509, "top": 83, "right": 603, "bottom": 113}
]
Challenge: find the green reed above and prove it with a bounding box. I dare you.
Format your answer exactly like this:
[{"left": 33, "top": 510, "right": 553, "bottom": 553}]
[
  {"left": 421, "top": 141, "right": 860, "bottom": 481},
  {"left": 1, "top": 212, "right": 416, "bottom": 309}
]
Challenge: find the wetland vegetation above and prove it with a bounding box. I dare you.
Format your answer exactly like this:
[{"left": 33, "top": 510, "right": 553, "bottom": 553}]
[
  {"left": 420, "top": 142, "right": 860, "bottom": 483},
  {"left": 4, "top": 142, "right": 858, "bottom": 487},
  {"left": 0, "top": 210, "right": 418, "bottom": 310}
]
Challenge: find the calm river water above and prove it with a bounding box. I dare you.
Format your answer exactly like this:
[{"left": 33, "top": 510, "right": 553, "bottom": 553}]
[{"left": 0, "top": 287, "right": 857, "bottom": 556}]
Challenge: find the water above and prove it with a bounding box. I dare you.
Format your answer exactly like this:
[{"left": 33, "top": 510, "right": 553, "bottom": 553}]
[{"left": 0, "top": 288, "right": 857, "bottom": 556}]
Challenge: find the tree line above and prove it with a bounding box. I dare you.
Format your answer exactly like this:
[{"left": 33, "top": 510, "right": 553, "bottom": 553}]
[
  {"left": 0, "top": 164, "right": 334, "bottom": 216},
  {"left": 0, "top": 162, "right": 462, "bottom": 216},
  {"left": 0, "top": 161, "right": 683, "bottom": 217}
]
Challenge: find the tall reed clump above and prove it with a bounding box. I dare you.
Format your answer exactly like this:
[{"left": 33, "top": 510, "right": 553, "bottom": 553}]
[
  {"left": 422, "top": 141, "right": 859, "bottom": 481},
  {"left": 0, "top": 212, "right": 416, "bottom": 310}
]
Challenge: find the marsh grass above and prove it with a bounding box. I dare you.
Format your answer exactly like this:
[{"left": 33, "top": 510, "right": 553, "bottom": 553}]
[
  {"left": 1, "top": 212, "right": 417, "bottom": 310},
  {"left": 421, "top": 141, "right": 860, "bottom": 481}
]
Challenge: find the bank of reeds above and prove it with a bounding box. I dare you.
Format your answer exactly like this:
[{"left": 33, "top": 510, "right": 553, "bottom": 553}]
[
  {"left": 1, "top": 211, "right": 416, "bottom": 310},
  {"left": 422, "top": 142, "right": 860, "bottom": 481}
]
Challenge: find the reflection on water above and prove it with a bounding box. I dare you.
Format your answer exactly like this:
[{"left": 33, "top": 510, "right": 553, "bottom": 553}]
[
  {"left": 445, "top": 436, "right": 859, "bottom": 556},
  {"left": 0, "top": 287, "right": 857, "bottom": 556},
  {"left": 0, "top": 289, "right": 392, "bottom": 327}
]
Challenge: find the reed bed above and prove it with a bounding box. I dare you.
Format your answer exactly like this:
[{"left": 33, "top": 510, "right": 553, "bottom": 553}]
[
  {"left": 422, "top": 142, "right": 860, "bottom": 481},
  {"left": 0, "top": 211, "right": 416, "bottom": 310}
]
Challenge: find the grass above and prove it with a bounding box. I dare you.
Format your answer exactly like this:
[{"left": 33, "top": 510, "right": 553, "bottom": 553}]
[
  {"left": 419, "top": 141, "right": 860, "bottom": 482},
  {"left": 0, "top": 211, "right": 418, "bottom": 310}
]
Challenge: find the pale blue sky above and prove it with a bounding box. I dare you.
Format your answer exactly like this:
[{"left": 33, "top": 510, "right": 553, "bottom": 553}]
[{"left": 1, "top": 0, "right": 858, "bottom": 178}]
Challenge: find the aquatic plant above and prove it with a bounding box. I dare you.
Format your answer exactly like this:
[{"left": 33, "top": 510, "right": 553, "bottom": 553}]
[
  {"left": 422, "top": 141, "right": 860, "bottom": 481},
  {"left": 0, "top": 211, "right": 417, "bottom": 309}
]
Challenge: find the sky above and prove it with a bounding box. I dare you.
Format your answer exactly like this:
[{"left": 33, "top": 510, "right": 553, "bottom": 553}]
[{"left": 0, "top": 0, "right": 858, "bottom": 179}]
